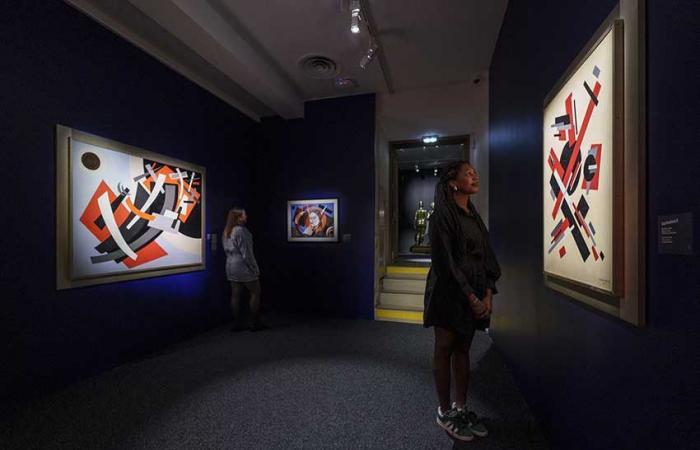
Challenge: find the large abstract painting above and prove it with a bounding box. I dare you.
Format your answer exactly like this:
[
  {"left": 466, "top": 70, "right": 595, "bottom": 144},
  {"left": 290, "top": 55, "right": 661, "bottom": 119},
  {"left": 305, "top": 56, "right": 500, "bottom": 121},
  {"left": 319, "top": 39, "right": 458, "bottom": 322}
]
[
  {"left": 56, "top": 126, "right": 205, "bottom": 289},
  {"left": 543, "top": 21, "right": 623, "bottom": 295},
  {"left": 287, "top": 199, "right": 338, "bottom": 242}
]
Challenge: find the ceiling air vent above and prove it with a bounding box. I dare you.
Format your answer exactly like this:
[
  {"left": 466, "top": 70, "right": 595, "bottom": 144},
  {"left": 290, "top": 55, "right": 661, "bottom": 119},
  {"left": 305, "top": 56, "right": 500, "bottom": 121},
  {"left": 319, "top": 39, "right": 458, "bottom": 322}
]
[{"left": 298, "top": 55, "right": 340, "bottom": 79}]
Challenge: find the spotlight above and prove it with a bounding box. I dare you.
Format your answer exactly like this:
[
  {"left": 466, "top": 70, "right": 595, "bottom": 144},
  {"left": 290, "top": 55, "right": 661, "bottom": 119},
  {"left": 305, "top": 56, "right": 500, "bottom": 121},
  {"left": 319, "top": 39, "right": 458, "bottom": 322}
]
[
  {"left": 350, "top": 0, "right": 361, "bottom": 34},
  {"left": 422, "top": 135, "right": 438, "bottom": 144},
  {"left": 434, "top": 168, "right": 439, "bottom": 176},
  {"left": 360, "top": 39, "right": 379, "bottom": 69},
  {"left": 334, "top": 77, "right": 357, "bottom": 89},
  {"left": 414, "top": 164, "right": 420, "bottom": 173}
]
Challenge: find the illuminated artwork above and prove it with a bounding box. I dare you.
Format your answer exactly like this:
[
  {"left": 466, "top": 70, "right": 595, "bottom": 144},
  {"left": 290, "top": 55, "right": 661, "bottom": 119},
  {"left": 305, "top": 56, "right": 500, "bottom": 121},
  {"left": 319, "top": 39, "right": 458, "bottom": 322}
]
[
  {"left": 56, "top": 126, "right": 205, "bottom": 288},
  {"left": 287, "top": 199, "right": 338, "bottom": 242},
  {"left": 543, "top": 23, "right": 622, "bottom": 294}
]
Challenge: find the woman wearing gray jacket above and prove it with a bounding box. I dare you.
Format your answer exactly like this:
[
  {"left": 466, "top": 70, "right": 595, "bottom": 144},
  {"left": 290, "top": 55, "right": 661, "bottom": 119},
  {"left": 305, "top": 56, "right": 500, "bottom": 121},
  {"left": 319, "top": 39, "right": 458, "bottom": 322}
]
[{"left": 222, "top": 208, "right": 265, "bottom": 331}]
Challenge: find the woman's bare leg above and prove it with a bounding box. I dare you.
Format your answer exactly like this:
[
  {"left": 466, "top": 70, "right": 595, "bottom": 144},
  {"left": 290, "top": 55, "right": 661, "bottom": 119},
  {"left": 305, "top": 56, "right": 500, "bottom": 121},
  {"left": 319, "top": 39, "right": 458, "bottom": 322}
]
[
  {"left": 452, "top": 331, "right": 474, "bottom": 409},
  {"left": 433, "top": 326, "right": 457, "bottom": 412}
]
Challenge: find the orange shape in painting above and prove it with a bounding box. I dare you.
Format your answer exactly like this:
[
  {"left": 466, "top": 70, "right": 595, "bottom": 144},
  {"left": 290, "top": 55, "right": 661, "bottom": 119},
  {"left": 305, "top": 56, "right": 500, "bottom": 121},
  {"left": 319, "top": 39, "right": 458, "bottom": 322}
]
[
  {"left": 122, "top": 241, "right": 168, "bottom": 269},
  {"left": 80, "top": 181, "right": 130, "bottom": 242}
]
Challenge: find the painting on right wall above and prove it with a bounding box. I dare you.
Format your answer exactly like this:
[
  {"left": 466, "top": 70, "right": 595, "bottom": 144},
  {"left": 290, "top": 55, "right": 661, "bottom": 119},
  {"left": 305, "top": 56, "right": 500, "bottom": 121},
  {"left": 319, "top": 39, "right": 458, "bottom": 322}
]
[{"left": 543, "top": 11, "right": 630, "bottom": 315}]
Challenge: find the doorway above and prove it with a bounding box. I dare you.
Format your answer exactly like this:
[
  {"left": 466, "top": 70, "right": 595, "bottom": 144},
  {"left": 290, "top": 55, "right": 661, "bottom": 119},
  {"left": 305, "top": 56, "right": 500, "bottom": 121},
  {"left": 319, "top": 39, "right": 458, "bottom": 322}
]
[
  {"left": 374, "top": 134, "right": 469, "bottom": 323},
  {"left": 389, "top": 135, "right": 469, "bottom": 266}
]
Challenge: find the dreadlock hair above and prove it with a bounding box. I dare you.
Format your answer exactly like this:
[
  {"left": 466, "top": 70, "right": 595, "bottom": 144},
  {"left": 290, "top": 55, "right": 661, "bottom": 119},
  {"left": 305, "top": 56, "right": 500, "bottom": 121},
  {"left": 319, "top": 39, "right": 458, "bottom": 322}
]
[{"left": 433, "top": 160, "right": 473, "bottom": 240}]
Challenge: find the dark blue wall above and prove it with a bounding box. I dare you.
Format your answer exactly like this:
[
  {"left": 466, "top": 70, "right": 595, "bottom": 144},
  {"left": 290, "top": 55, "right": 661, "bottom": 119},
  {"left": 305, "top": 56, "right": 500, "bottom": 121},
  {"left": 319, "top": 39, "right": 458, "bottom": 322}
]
[
  {"left": 0, "top": 1, "right": 257, "bottom": 406},
  {"left": 252, "top": 95, "right": 376, "bottom": 319},
  {"left": 489, "top": 1, "right": 700, "bottom": 449}
]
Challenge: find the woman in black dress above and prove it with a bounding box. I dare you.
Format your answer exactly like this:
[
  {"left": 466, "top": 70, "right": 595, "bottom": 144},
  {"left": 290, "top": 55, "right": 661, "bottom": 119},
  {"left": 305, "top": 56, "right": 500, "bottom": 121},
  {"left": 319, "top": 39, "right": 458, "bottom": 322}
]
[{"left": 424, "top": 160, "right": 501, "bottom": 442}]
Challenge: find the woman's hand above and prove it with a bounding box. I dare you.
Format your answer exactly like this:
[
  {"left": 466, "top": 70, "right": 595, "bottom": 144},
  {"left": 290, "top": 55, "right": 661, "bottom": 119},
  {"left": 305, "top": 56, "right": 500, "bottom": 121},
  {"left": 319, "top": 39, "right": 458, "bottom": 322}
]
[
  {"left": 468, "top": 293, "right": 487, "bottom": 318},
  {"left": 479, "top": 293, "right": 493, "bottom": 319}
]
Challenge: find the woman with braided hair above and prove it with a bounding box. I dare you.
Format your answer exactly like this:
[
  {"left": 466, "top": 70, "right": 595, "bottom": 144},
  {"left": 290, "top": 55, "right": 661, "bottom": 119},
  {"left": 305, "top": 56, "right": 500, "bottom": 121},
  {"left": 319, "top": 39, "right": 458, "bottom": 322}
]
[{"left": 424, "top": 160, "right": 501, "bottom": 442}]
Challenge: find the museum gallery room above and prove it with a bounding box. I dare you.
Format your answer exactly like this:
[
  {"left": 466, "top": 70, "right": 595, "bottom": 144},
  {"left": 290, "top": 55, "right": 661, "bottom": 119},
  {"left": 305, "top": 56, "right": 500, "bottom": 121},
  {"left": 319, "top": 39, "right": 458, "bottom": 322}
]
[{"left": 1, "top": 1, "right": 698, "bottom": 449}]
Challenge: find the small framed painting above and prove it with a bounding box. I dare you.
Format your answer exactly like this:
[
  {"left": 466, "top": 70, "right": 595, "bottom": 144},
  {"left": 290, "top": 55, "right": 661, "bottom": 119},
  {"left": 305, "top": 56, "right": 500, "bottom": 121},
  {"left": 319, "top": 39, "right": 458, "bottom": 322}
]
[{"left": 287, "top": 199, "right": 338, "bottom": 242}]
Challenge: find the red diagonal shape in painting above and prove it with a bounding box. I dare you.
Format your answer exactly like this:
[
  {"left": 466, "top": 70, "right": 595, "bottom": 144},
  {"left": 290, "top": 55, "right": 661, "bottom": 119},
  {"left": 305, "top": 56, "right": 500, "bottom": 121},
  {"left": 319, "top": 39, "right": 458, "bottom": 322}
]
[
  {"left": 551, "top": 191, "right": 564, "bottom": 219},
  {"left": 564, "top": 80, "right": 601, "bottom": 186},
  {"left": 551, "top": 218, "right": 570, "bottom": 244},
  {"left": 565, "top": 94, "right": 576, "bottom": 146},
  {"left": 548, "top": 148, "right": 565, "bottom": 178},
  {"left": 549, "top": 148, "right": 566, "bottom": 218},
  {"left": 550, "top": 80, "right": 601, "bottom": 218},
  {"left": 122, "top": 241, "right": 167, "bottom": 268}
]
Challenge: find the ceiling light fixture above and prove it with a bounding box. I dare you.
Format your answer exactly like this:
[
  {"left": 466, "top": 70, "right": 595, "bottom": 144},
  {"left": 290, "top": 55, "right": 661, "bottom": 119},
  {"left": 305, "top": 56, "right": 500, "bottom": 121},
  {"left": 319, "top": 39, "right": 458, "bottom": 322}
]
[
  {"left": 350, "top": 0, "right": 361, "bottom": 34},
  {"left": 360, "top": 38, "right": 379, "bottom": 69},
  {"left": 334, "top": 77, "right": 358, "bottom": 89},
  {"left": 422, "top": 135, "right": 439, "bottom": 144}
]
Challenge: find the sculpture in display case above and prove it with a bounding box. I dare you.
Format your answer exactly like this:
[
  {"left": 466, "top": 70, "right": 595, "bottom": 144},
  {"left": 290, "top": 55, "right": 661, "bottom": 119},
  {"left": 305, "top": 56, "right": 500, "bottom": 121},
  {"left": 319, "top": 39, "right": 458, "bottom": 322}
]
[
  {"left": 410, "top": 200, "right": 431, "bottom": 254},
  {"left": 413, "top": 200, "right": 428, "bottom": 245}
]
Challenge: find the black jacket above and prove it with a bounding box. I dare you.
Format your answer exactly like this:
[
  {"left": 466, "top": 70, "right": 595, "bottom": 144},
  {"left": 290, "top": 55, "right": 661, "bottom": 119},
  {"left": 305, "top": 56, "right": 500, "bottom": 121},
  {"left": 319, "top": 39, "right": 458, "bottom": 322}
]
[{"left": 423, "top": 203, "right": 501, "bottom": 333}]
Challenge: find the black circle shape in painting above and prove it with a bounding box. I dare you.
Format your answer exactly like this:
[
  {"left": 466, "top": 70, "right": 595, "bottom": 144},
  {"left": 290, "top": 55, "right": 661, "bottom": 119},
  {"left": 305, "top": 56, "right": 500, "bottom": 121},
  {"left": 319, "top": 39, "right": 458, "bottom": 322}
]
[
  {"left": 583, "top": 154, "right": 597, "bottom": 181},
  {"left": 81, "top": 152, "right": 100, "bottom": 170}
]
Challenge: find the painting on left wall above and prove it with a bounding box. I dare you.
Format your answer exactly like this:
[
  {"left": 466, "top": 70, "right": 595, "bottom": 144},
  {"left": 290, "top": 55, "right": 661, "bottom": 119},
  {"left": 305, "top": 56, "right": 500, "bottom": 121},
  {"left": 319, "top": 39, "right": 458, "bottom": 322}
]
[{"left": 56, "top": 126, "right": 206, "bottom": 289}]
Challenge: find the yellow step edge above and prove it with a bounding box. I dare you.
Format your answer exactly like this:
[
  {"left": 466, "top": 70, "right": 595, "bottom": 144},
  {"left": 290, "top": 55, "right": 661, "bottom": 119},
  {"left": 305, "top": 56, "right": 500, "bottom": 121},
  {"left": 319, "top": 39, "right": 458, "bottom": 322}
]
[
  {"left": 375, "top": 308, "right": 423, "bottom": 323},
  {"left": 386, "top": 266, "right": 430, "bottom": 276}
]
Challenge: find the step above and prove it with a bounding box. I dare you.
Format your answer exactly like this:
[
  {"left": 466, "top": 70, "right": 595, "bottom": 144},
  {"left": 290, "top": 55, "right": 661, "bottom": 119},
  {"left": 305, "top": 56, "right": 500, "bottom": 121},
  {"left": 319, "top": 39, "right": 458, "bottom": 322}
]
[
  {"left": 378, "top": 292, "right": 424, "bottom": 311},
  {"left": 382, "top": 277, "right": 426, "bottom": 295},
  {"left": 375, "top": 308, "right": 423, "bottom": 325},
  {"left": 385, "top": 265, "right": 429, "bottom": 280}
]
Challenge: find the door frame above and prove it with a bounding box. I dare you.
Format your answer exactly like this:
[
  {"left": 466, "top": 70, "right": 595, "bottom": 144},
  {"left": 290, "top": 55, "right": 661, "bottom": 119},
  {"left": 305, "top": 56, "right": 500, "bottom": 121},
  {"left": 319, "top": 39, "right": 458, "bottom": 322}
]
[{"left": 388, "top": 135, "right": 470, "bottom": 265}]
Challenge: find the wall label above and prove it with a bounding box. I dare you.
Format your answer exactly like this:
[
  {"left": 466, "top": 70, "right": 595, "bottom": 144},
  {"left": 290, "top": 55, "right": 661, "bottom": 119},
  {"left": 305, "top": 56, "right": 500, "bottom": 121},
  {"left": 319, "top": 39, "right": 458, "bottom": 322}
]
[{"left": 658, "top": 212, "right": 693, "bottom": 255}]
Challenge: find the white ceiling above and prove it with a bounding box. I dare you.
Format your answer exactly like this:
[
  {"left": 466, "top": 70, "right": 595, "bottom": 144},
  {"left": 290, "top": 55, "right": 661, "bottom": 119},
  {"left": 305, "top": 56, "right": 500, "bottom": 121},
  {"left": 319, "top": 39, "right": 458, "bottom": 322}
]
[{"left": 66, "top": 0, "right": 507, "bottom": 120}]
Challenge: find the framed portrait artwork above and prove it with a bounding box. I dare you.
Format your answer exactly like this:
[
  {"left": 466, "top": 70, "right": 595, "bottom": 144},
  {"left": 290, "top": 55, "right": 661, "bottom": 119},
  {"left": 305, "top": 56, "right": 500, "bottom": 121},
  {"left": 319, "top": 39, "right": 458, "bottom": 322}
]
[
  {"left": 543, "top": 2, "right": 646, "bottom": 326},
  {"left": 56, "top": 125, "right": 206, "bottom": 289},
  {"left": 287, "top": 199, "right": 338, "bottom": 242}
]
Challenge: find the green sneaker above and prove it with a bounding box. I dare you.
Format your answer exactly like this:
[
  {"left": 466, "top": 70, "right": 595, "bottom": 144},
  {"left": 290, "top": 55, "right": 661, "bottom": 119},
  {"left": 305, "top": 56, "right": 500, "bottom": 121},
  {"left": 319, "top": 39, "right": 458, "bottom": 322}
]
[
  {"left": 453, "top": 403, "right": 489, "bottom": 437},
  {"left": 436, "top": 406, "right": 474, "bottom": 441}
]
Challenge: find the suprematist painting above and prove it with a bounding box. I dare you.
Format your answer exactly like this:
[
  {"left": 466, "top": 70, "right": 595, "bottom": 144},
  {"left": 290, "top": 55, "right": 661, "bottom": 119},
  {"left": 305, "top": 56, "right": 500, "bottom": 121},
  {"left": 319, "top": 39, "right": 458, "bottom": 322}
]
[
  {"left": 543, "top": 23, "right": 622, "bottom": 295},
  {"left": 56, "top": 126, "right": 205, "bottom": 289}
]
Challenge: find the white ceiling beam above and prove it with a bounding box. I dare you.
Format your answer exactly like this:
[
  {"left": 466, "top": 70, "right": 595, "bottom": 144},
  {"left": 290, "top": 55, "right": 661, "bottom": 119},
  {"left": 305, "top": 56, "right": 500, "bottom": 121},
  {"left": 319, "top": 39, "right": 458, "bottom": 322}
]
[{"left": 128, "top": 0, "right": 304, "bottom": 119}]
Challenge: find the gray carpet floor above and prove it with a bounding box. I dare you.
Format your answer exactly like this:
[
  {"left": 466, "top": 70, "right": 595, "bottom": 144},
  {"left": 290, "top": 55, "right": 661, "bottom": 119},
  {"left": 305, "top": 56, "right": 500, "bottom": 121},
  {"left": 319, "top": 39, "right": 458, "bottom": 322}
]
[{"left": 1, "top": 315, "right": 548, "bottom": 449}]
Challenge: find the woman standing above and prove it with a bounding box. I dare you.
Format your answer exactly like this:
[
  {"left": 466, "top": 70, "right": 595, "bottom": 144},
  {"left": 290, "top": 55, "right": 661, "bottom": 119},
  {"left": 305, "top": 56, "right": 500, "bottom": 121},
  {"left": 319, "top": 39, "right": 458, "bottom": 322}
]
[
  {"left": 222, "top": 208, "right": 266, "bottom": 331},
  {"left": 424, "top": 161, "right": 501, "bottom": 442}
]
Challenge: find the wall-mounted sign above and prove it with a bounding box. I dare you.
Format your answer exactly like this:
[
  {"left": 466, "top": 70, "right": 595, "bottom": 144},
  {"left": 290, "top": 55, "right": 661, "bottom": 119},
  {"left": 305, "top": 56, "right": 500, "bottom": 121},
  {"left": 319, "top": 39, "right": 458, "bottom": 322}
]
[{"left": 658, "top": 213, "right": 693, "bottom": 255}]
